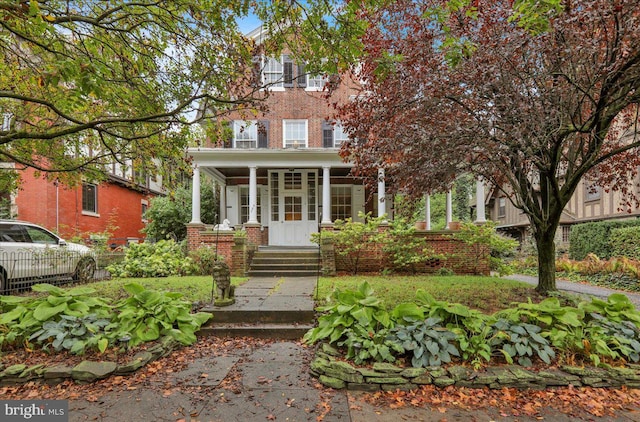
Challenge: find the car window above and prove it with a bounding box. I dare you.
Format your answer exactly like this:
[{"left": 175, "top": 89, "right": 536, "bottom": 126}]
[
  {"left": 23, "top": 226, "right": 59, "bottom": 245},
  {"left": 0, "top": 224, "right": 30, "bottom": 243}
]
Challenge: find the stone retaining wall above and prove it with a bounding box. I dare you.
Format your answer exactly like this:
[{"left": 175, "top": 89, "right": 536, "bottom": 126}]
[
  {"left": 311, "top": 344, "right": 640, "bottom": 391},
  {"left": 0, "top": 337, "right": 178, "bottom": 386}
]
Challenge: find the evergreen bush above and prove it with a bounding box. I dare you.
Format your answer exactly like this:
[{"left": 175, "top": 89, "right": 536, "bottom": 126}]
[{"left": 569, "top": 219, "right": 640, "bottom": 260}]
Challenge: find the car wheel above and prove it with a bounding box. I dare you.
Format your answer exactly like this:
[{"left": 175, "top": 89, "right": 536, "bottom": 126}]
[{"left": 73, "top": 257, "right": 96, "bottom": 282}]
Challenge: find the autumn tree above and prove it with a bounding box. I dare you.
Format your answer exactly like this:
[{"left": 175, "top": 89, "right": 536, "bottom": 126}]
[
  {"left": 268, "top": 0, "right": 640, "bottom": 294},
  {"left": 0, "top": 0, "right": 264, "bottom": 187}
]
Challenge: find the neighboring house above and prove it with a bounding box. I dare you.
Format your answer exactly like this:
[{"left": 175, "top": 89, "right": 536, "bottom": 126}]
[
  {"left": 482, "top": 173, "right": 640, "bottom": 250},
  {"left": 1, "top": 162, "right": 162, "bottom": 246}
]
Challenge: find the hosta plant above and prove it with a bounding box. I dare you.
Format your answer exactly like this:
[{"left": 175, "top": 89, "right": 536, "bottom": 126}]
[
  {"left": 107, "top": 282, "right": 212, "bottom": 347},
  {"left": 389, "top": 317, "right": 460, "bottom": 368},
  {"left": 583, "top": 313, "right": 640, "bottom": 366},
  {"left": 303, "top": 282, "right": 392, "bottom": 345},
  {"left": 338, "top": 325, "right": 403, "bottom": 364},
  {"left": 29, "top": 314, "right": 110, "bottom": 355},
  {"left": 490, "top": 318, "right": 555, "bottom": 367}
]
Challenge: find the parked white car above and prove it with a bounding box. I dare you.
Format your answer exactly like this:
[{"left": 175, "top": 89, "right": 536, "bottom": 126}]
[{"left": 0, "top": 220, "right": 96, "bottom": 293}]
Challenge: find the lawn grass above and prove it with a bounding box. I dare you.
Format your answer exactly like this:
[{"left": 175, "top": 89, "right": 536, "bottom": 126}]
[
  {"left": 62, "top": 276, "right": 248, "bottom": 303},
  {"left": 316, "top": 275, "right": 544, "bottom": 315}
]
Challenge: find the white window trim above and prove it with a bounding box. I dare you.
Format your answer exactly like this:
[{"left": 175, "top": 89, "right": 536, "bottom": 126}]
[
  {"left": 282, "top": 119, "right": 308, "bottom": 148},
  {"left": 261, "top": 56, "right": 285, "bottom": 91},
  {"left": 233, "top": 120, "right": 259, "bottom": 148}
]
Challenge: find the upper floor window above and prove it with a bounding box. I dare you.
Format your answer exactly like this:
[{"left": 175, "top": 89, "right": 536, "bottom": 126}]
[
  {"left": 498, "top": 197, "right": 506, "bottom": 218},
  {"left": 283, "top": 120, "right": 307, "bottom": 148},
  {"left": 585, "top": 183, "right": 601, "bottom": 202},
  {"left": 307, "top": 74, "right": 326, "bottom": 90},
  {"left": 82, "top": 183, "right": 98, "bottom": 214},
  {"left": 263, "top": 57, "right": 284, "bottom": 88},
  {"left": 233, "top": 120, "right": 258, "bottom": 149},
  {"left": 260, "top": 55, "right": 317, "bottom": 90},
  {"left": 322, "top": 121, "right": 349, "bottom": 148}
]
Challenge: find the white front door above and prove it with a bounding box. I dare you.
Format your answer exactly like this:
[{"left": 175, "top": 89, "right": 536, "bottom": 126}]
[{"left": 269, "top": 170, "right": 317, "bottom": 246}]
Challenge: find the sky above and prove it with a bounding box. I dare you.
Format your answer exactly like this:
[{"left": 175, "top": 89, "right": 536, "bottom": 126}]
[{"left": 237, "top": 14, "right": 263, "bottom": 34}]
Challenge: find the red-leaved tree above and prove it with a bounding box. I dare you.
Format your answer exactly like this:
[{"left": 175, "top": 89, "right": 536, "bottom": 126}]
[{"left": 327, "top": 0, "right": 640, "bottom": 294}]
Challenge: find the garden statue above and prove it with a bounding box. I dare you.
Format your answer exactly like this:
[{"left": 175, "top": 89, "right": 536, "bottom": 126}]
[{"left": 212, "top": 260, "right": 235, "bottom": 306}]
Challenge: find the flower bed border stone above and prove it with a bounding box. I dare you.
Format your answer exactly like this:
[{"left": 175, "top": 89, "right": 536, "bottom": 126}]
[{"left": 310, "top": 343, "right": 640, "bottom": 391}]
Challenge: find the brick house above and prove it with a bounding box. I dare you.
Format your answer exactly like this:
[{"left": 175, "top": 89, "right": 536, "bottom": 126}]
[
  {"left": 3, "top": 163, "right": 162, "bottom": 246},
  {"left": 186, "top": 26, "right": 490, "bottom": 275}
]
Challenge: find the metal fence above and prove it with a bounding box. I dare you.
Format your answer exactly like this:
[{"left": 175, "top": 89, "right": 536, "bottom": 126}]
[{"left": 0, "top": 250, "right": 122, "bottom": 295}]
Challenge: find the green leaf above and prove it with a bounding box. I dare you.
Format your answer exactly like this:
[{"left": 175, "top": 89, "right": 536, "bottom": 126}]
[
  {"left": 33, "top": 302, "right": 68, "bottom": 321},
  {"left": 97, "top": 338, "right": 109, "bottom": 353},
  {"left": 31, "top": 283, "right": 65, "bottom": 295}
]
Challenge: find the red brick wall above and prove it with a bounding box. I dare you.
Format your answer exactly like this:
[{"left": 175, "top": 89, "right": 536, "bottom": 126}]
[
  {"left": 15, "top": 168, "right": 154, "bottom": 242},
  {"left": 333, "top": 230, "right": 490, "bottom": 275},
  {"left": 186, "top": 224, "right": 238, "bottom": 272}
]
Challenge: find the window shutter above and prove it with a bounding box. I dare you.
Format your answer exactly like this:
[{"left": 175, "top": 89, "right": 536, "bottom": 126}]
[
  {"left": 258, "top": 120, "right": 269, "bottom": 148},
  {"left": 283, "top": 55, "right": 294, "bottom": 88},
  {"left": 322, "top": 121, "right": 334, "bottom": 148},
  {"left": 297, "top": 63, "right": 307, "bottom": 88},
  {"left": 224, "top": 121, "right": 233, "bottom": 148}
]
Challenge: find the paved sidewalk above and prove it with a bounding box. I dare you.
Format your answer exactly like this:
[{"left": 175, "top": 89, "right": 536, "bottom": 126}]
[
  {"left": 504, "top": 274, "right": 640, "bottom": 307},
  {"left": 66, "top": 276, "right": 640, "bottom": 422}
]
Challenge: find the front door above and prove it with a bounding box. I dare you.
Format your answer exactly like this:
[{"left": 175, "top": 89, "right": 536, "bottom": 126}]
[{"left": 269, "top": 170, "right": 317, "bottom": 246}]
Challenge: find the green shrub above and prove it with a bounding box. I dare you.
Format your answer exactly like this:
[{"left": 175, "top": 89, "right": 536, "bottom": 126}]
[
  {"left": 312, "top": 212, "right": 384, "bottom": 275},
  {"left": 107, "top": 239, "right": 194, "bottom": 278},
  {"left": 610, "top": 226, "right": 640, "bottom": 260},
  {"left": 188, "top": 245, "right": 222, "bottom": 276},
  {"left": 453, "top": 221, "right": 518, "bottom": 275},
  {"left": 569, "top": 219, "right": 640, "bottom": 260},
  {"left": 379, "top": 218, "right": 443, "bottom": 273}
]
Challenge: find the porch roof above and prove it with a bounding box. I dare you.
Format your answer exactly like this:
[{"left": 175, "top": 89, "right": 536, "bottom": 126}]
[{"left": 188, "top": 148, "right": 354, "bottom": 182}]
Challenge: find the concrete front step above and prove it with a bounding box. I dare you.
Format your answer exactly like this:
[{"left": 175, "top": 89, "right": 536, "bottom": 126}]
[
  {"left": 248, "top": 270, "right": 319, "bottom": 277},
  {"left": 198, "top": 323, "right": 314, "bottom": 340},
  {"left": 199, "top": 308, "right": 315, "bottom": 324},
  {"left": 250, "top": 263, "right": 319, "bottom": 271}
]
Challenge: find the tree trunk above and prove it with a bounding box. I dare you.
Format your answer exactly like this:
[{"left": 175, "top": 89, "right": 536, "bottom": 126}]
[{"left": 535, "top": 230, "right": 557, "bottom": 294}]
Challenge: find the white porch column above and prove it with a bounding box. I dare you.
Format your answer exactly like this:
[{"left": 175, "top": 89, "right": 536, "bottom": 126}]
[
  {"left": 190, "top": 165, "right": 202, "bottom": 224},
  {"left": 219, "top": 182, "right": 227, "bottom": 223},
  {"left": 322, "top": 166, "right": 332, "bottom": 224},
  {"left": 475, "top": 178, "right": 487, "bottom": 223},
  {"left": 425, "top": 194, "right": 431, "bottom": 230},
  {"left": 248, "top": 166, "right": 259, "bottom": 224},
  {"left": 377, "top": 168, "right": 386, "bottom": 218},
  {"left": 445, "top": 190, "right": 453, "bottom": 229}
]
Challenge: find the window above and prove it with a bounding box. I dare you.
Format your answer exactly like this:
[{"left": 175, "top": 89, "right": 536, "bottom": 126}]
[
  {"left": 233, "top": 120, "right": 258, "bottom": 149},
  {"left": 562, "top": 225, "right": 571, "bottom": 243},
  {"left": 331, "top": 186, "right": 352, "bottom": 221},
  {"left": 308, "top": 172, "right": 316, "bottom": 220},
  {"left": 263, "top": 57, "right": 283, "bottom": 88},
  {"left": 284, "top": 196, "right": 302, "bottom": 221},
  {"left": 82, "top": 183, "right": 98, "bottom": 214},
  {"left": 240, "top": 186, "right": 261, "bottom": 224},
  {"left": 498, "top": 197, "right": 506, "bottom": 218},
  {"left": 284, "top": 172, "right": 302, "bottom": 190},
  {"left": 270, "top": 173, "right": 279, "bottom": 222},
  {"left": 585, "top": 183, "right": 601, "bottom": 201},
  {"left": 307, "top": 74, "right": 326, "bottom": 90},
  {"left": 142, "top": 201, "right": 148, "bottom": 221},
  {"left": 283, "top": 120, "right": 307, "bottom": 148},
  {"left": 322, "top": 121, "right": 349, "bottom": 148}
]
